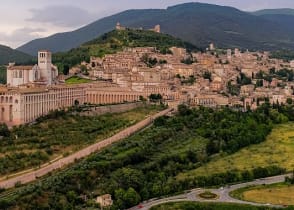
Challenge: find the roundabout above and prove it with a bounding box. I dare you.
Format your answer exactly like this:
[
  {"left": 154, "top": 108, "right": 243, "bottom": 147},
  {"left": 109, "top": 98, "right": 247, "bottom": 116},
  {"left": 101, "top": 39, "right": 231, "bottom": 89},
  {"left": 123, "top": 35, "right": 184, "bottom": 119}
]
[{"left": 198, "top": 191, "right": 218, "bottom": 200}]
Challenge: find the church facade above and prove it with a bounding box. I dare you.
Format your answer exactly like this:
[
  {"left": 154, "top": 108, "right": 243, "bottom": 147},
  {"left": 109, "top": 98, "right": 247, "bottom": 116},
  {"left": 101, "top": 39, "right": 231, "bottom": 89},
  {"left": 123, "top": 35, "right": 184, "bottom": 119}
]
[{"left": 7, "top": 50, "right": 58, "bottom": 87}]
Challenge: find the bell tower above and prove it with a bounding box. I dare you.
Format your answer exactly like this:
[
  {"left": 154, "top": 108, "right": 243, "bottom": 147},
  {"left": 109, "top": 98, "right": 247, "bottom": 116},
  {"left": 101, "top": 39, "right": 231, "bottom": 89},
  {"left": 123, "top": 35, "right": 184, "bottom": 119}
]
[{"left": 38, "top": 50, "right": 52, "bottom": 85}]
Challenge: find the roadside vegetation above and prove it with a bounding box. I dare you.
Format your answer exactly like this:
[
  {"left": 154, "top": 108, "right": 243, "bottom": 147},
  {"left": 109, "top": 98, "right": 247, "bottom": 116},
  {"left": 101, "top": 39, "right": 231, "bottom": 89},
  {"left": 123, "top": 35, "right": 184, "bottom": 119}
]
[
  {"left": 0, "top": 103, "right": 293, "bottom": 209},
  {"left": 150, "top": 202, "right": 294, "bottom": 210},
  {"left": 0, "top": 105, "right": 161, "bottom": 177}
]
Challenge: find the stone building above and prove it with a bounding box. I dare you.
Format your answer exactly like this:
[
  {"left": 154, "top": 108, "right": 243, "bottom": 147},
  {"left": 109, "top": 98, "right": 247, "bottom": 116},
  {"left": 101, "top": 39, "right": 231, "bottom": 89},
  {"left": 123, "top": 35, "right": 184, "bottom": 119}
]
[
  {"left": 96, "top": 194, "right": 113, "bottom": 207},
  {"left": 7, "top": 50, "right": 58, "bottom": 87}
]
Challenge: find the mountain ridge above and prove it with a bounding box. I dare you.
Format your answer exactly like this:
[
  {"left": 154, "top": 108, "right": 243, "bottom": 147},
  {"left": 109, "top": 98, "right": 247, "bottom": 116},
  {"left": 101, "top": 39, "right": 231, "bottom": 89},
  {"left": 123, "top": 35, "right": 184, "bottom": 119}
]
[
  {"left": 252, "top": 8, "right": 294, "bottom": 16},
  {"left": 0, "top": 44, "right": 33, "bottom": 65},
  {"left": 17, "top": 2, "right": 294, "bottom": 55}
]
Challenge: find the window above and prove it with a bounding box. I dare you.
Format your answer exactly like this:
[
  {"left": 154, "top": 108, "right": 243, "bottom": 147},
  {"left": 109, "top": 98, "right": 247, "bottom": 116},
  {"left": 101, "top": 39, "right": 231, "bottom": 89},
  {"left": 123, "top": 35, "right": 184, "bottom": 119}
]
[
  {"left": 19, "top": 70, "right": 22, "bottom": 78},
  {"left": 35, "top": 71, "right": 38, "bottom": 80}
]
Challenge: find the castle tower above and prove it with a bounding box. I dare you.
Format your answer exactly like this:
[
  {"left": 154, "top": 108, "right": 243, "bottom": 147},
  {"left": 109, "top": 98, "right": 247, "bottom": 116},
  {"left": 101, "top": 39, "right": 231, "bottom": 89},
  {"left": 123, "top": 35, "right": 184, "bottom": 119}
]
[
  {"left": 227, "top": 49, "right": 232, "bottom": 60},
  {"left": 38, "top": 50, "right": 52, "bottom": 85},
  {"left": 116, "top": 22, "right": 125, "bottom": 30},
  {"left": 209, "top": 43, "right": 215, "bottom": 51},
  {"left": 154, "top": 25, "right": 161, "bottom": 33}
]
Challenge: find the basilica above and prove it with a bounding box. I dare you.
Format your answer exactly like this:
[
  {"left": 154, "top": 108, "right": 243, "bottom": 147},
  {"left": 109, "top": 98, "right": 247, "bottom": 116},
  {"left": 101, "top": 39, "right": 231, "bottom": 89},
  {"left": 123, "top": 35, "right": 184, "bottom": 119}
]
[{"left": 0, "top": 49, "right": 177, "bottom": 126}]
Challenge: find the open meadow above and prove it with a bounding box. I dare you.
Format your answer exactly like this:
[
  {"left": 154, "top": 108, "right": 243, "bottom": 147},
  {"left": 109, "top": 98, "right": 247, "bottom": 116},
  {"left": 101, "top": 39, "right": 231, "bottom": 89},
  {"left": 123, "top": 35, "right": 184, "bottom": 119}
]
[
  {"left": 177, "top": 122, "right": 294, "bottom": 180},
  {"left": 231, "top": 183, "right": 294, "bottom": 206}
]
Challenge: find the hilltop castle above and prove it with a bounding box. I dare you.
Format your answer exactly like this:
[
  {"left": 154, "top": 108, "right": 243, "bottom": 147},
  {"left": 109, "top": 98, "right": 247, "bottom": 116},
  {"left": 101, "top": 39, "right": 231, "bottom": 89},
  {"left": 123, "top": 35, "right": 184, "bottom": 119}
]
[{"left": 115, "top": 22, "right": 161, "bottom": 33}]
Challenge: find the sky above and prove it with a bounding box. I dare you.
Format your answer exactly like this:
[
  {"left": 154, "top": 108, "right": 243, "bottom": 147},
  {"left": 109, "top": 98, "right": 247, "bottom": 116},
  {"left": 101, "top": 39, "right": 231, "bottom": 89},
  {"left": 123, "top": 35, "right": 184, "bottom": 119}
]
[{"left": 1, "top": 0, "right": 294, "bottom": 48}]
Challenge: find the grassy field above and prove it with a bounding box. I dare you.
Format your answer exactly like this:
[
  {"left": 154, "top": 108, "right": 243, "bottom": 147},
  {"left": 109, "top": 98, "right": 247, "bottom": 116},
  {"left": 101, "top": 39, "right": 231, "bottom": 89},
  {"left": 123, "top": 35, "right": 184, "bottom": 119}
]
[
  {"left": 65, "top": 76, "right": 92, "bottom": 84},
  {"left": 150, "top": 202, "right": 290, "bottom": 210},
  {"left": 231, "top": 183, "right": 294, "bottom": 205},
  {"left": 177, "top": 122, "right": 294, "bottom": 180},
  {"left": 0, "top": 105, "right": 161, "bottom": 176}
]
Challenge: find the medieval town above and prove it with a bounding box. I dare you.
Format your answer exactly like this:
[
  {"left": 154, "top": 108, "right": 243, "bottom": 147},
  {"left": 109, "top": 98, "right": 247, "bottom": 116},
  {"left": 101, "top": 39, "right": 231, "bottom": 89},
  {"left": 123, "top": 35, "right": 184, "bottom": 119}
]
[{"left": 0, "top": 24, "right": 293, "bottom": 127}]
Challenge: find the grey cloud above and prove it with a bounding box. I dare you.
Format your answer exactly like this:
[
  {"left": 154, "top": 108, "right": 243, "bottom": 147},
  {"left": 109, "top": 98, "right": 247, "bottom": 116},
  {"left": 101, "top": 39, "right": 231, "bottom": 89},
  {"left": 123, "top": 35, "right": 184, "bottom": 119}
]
[
  {"left": 0, "top": 27, "right": 46, "bottom": 41},
  {"left": 27, "top": 5, "right": 96, "bottom": 27},
  {"left": 0, "top": 27, "right": 46, "bottom": 47}
]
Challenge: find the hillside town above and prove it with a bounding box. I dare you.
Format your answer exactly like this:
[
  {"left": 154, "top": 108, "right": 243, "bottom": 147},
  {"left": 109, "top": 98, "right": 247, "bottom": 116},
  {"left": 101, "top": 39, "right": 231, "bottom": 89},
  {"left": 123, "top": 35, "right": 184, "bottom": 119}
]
[
  {"left": 73, "top": 40, "right": 294, "bottom": 110},
  {"left": 1, "top": 1, "right": 294, "bottom": 209},
  {"left": 0, "top": 24, "right": 293, "bottom": 126}
]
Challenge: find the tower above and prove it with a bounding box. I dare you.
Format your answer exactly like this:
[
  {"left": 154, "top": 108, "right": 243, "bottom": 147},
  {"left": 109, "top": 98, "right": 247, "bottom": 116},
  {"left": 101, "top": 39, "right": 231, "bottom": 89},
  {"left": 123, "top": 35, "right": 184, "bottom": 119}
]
[
  {"left": 227, "top": 49, "right": 232, "bottom": 60},
  {"left": 38, "top": 50, "right": 52, "bottom": 85},
  {"left": 209, "top": 43, "right": 215, "bottom": 51},
  {"left": 154, "top": 25, "right": 161, "bottom": 33}
]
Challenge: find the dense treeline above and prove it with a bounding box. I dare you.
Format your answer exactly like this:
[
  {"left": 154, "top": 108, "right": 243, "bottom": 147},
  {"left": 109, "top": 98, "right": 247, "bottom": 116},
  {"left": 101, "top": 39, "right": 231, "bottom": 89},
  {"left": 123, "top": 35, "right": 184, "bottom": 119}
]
[
  {"left": 0, "top": 66, "right": 6, "bottom": 84},
  {"left": 151, "top": 201, "right": 294, "bottom": 210},
  {"left": 0, "top": 104, "right": 293, "bottom": 209},
  {"left": 270, "top": 50, "right": 294, "bottom": 61},
  {"left": 53, "top": 29, "right": 200, "bottom": 74}
]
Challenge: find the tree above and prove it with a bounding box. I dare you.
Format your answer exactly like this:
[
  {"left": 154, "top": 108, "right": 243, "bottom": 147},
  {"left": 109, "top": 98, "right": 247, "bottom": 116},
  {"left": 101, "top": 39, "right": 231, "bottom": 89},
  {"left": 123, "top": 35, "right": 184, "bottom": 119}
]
[
  {"left": 63, "top": 65, "right": 70, "bottom": 75},
  {"left": 124, "top": 188, "right": 141, "bottom": 208},
  {"left": 139, "top": 95, "right": 147, "bottom": 102},
  {"left": 74, "top": 100, "right": 79, "bottom": 106},
  {"left": 181, "top": 57, "right": 194, "bottom": 65},
  {"left": 177, "top": 104, "right": 191, "bottom": 116},
  {"left": 287, "top": 98, "right": 293, "bottom": 105},
  {"left": 149, "top": 94, "right": 162, "bottom": 102},
  {"left": 0, "top": 123, "right": 10, "bottom": 137},
  {"left": 237, "top": 73, "right": 252, "bottom": 85},
  {"left": 203, "top": 71, "right": 212, "bottom": 81},
  {"left": 255, "top": 79, "right": 263, "bottom": 87}
]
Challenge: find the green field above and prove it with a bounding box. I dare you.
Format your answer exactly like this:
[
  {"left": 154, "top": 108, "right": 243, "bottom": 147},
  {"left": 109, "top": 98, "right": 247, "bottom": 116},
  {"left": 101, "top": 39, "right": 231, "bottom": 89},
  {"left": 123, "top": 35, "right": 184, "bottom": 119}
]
[
  {"left": 231, "top": 183, "right": 294, "bottom": 206},
  {"left": 0, "top": 105, "right": 161, "bottom": 177},
  {"left": 150, "top": 202, "right": 292, "bottom": 210},
  {"left": 65, "top": 76, "right": 92, "bottom": 84},
  {"left": 178, "top": 122, "right": 294, "bottom": 180}
]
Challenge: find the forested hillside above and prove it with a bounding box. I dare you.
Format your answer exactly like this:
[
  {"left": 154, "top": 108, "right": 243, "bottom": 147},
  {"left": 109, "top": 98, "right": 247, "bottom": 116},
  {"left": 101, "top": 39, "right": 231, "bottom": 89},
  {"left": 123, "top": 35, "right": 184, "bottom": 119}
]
[
  {"left": 1, "top": 103, "right": 293, "bottom": 209},
  {"left": 0, "top": 45, "right": 33, "bottom": 65},
  {"left": 52, "top": 29, "right": 199, "bottom": 73}
]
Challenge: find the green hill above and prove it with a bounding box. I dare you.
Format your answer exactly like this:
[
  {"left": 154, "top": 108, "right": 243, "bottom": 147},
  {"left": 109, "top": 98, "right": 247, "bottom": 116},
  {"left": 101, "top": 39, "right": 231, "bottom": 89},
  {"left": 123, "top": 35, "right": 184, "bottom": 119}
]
[
  {"left": 18, "top": 3, "right": 294, "bottom": 56},
  {"left": 0, "top": 45, "right": 33, "bottom": 65},
  {"left": 52, "top": 29, "right": 199, "bottom": 72}
]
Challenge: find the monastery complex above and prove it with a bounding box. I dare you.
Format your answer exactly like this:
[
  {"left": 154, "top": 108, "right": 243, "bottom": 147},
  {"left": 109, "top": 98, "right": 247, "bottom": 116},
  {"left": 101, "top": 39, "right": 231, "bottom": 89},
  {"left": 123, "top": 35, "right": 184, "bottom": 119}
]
[{"left": 0, "top": 26, "right": 294, "bottom": 126}]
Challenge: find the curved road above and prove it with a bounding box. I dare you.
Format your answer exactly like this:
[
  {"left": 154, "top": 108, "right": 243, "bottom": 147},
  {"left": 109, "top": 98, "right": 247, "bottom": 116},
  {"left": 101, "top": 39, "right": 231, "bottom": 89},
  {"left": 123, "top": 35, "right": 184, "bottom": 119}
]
[
  {"left": 129, "top": 174, "right": 290, "bottom": 210},
  {"left": 0, "top": 108, "right": 174, "bottom": 189}
]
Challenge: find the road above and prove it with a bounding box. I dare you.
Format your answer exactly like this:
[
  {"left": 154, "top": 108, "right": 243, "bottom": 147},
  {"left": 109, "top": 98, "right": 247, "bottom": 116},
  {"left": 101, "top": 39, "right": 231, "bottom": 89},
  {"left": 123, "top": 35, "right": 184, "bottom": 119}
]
[
  {"left": 0, "top": 108, "right": 174, "bottom": 189},
  {"left": 129, "top": 174, "right": 290, "bottom": 210}
]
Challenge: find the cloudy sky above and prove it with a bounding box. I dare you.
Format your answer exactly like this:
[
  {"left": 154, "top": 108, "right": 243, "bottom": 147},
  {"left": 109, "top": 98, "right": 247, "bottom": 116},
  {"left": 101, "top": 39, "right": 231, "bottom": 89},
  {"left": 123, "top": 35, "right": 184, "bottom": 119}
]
[{"left": 1, "top": 0, "right": 294, "bottom": 48}]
